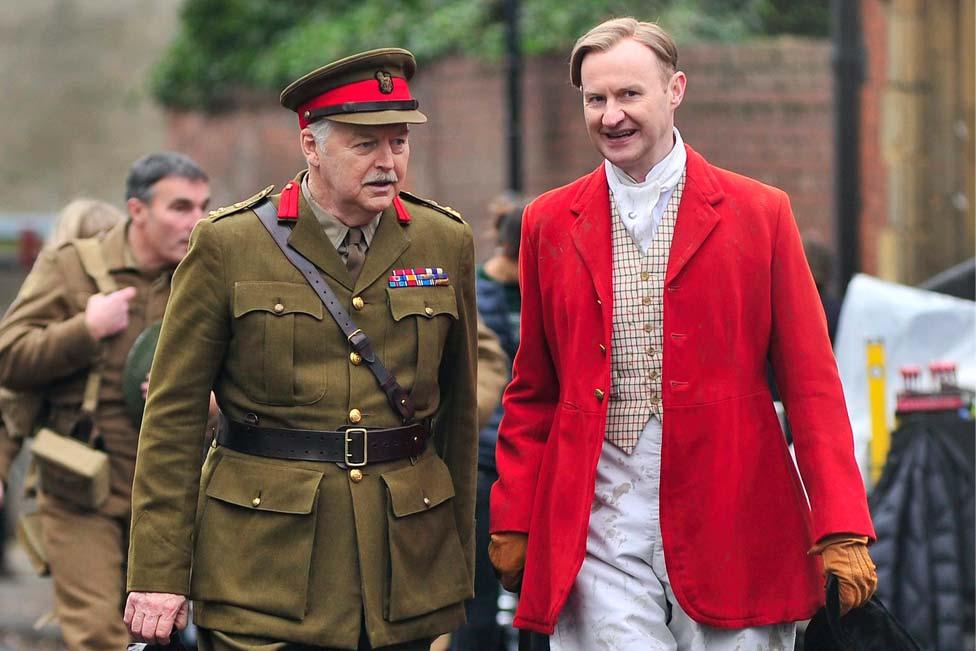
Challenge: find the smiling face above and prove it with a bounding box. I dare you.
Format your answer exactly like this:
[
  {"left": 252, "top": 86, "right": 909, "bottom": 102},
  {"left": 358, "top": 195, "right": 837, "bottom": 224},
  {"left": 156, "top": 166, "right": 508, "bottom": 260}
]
[
  {"left": 580, "top": 38, "right": 686, "bottom": 181},
  {"left": 303, "top": 121, "right": 410, "bottom": 226}
]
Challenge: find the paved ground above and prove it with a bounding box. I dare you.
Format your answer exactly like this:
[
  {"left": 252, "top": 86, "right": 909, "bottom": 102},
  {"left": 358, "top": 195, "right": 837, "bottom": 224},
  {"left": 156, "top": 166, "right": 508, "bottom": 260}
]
[{"left": 0, "top": 542, "right": 63, "bottom": 650}]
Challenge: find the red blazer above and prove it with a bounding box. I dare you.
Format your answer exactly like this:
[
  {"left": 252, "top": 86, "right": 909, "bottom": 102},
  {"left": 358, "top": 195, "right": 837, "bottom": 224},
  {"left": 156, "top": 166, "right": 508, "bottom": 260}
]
[{"left": 490, "top": 146, "right": 875, "bottom": 634}]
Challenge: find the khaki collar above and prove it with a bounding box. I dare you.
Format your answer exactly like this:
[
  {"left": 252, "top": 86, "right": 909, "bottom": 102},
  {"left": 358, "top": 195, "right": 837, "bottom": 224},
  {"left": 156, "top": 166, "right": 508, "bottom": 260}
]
[{"left": 301, "top": 174, "right": 381, "bottom": 250}]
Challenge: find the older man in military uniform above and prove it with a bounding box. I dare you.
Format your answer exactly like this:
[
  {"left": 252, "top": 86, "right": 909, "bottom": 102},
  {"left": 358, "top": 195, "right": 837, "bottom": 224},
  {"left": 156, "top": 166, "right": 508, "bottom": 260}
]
[
  {"left": 0, "top": 152, "right": 210, "bottom": 650},
  {"left": 124, "top": 49, "right": 478, "bottom": 651}
]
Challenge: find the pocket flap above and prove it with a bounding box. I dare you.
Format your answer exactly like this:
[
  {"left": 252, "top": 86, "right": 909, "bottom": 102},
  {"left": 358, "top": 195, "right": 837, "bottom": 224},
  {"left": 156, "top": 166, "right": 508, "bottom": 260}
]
[
  {"left": 382, "top": 454, "right": 456, "bottom": 517},
  {"left": 387, "top": 286, "right": 458, "bottom": 321},
  {"left": 233, "top": 281, "right": 324, "bottom": 320},
  {"left": 206, "top": 455, "right": 322, "bottom": 514}
]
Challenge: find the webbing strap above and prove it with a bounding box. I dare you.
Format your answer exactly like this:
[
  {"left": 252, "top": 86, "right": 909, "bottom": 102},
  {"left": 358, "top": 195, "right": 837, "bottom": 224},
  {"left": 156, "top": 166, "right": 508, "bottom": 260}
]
[{"left": 72, "top": 239, "right": 118, "bottom": 425}]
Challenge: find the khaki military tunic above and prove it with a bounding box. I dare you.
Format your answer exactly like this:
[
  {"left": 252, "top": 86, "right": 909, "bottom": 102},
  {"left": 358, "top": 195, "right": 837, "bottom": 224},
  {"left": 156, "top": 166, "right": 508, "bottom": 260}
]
[
  {"left": 0, "top": 220, "right": 173, "bottom": 651},
  {"left": 128, "top": 172, "right": 478, "bottom": 649},
  {"left": 0, "top": 220, "right": 172, "bottom": 515}
]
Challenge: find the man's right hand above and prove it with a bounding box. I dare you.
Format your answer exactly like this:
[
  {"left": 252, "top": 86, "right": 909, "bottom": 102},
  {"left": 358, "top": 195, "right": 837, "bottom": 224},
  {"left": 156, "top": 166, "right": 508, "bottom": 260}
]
[
  {"left": 123, "top": 591, "right": 188, "bottom": 645},
  {"left": 488, "top": 531, "right": 528, "bottom": 592},
  {"left": 85, "top": 287, "right": 137, "bottom": 340}
]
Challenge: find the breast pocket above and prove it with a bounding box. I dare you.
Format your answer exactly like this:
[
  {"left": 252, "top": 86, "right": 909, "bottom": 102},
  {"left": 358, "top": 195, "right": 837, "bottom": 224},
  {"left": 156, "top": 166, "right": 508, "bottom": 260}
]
[
  {"left": 386, "top": 286, "right": 458, "bottom": 403},
  {"left": 233, "top": 281, "right": 326, "bottom": 405},
  {"left": 190, "top": 453, "right": 323, "bottom": 620}
]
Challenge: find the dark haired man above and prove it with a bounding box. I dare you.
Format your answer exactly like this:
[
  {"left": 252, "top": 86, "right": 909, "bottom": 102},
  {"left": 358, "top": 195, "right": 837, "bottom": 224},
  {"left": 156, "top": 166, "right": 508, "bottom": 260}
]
[{"left": 0, "top": 152, "right": 209, "bottom": 650}]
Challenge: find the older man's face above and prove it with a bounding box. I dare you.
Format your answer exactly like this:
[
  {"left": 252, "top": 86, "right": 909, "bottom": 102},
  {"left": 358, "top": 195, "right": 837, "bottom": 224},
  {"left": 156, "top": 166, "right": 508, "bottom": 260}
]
[
  {"left": 315, "top": 122, "right": 410, "bottom": 223},
  {"left": 580, "top": 38, "right": 685, "bottom": 181}
]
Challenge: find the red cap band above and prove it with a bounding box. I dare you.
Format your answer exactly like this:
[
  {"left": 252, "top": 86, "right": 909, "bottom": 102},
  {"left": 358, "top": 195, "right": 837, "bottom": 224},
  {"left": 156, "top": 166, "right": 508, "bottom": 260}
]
[{"left": 297, "top": 77, "right": 413, "bottom": 128}]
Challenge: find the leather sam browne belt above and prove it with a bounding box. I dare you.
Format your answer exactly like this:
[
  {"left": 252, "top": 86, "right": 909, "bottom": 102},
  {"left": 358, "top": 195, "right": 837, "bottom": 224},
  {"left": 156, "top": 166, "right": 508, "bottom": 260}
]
[{"left": 216, "top": 415, "right": 429, "bottom": 466}]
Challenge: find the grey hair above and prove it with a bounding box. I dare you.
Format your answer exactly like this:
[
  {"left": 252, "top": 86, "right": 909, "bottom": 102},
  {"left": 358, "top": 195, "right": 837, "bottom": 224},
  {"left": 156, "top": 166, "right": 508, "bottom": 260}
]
[
  {"left": 308, "top": 119, "right": 335, "bottom": 149},
  {"left": 125, "top": 151, "right": 208, "bottom": 203}
]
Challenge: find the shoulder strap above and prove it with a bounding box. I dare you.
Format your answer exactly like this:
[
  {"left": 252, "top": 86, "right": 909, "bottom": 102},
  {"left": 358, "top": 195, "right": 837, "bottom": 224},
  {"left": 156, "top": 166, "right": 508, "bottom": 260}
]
[
  {"left": 70, "top": 239, "right": 117, "bottom": 427},
  {"left": 252, "top": 200, "right": 416, "bottom": 423},
  {"left": 72, "top": 239, "right": 118, "bottom": 294}
]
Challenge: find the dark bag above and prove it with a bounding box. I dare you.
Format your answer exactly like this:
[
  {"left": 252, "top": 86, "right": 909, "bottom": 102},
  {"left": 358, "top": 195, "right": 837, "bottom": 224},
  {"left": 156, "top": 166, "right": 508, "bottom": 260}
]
[{"left": 804, "top": 574, "right": 922, "bottom": 650}]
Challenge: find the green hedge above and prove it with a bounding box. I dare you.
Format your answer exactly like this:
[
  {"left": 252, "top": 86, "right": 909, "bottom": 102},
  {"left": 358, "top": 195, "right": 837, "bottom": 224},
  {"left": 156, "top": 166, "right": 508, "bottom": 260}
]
[{"left": 152, "top": 0, "right": 828, "bottom": 110}]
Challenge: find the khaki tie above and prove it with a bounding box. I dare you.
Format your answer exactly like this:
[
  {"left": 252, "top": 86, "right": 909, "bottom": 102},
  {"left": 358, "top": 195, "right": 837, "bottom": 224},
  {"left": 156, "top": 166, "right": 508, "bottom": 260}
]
[{"left": 344, "top": 226, "right": 366, "bottom": 282}]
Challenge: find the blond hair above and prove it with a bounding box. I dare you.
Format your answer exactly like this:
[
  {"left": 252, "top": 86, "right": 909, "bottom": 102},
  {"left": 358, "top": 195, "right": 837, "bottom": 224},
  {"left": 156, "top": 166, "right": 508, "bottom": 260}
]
[
  {"left": 46, "top": 198, "right": 125, "bottom": 250},
  {"left": 570, "top": 17, "right": 678, "bottom": 88}
]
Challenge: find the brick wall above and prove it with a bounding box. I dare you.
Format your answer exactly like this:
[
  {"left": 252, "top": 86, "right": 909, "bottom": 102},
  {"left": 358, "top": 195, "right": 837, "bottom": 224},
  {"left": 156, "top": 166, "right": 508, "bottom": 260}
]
[{"left": 167, "top": 38, "right": 836, "bottom": 259}]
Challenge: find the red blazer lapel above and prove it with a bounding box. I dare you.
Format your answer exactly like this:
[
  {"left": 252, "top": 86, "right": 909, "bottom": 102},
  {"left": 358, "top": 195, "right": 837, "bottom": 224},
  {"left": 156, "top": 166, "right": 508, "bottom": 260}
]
[
  {"left": 569, "top": 166, "right": 613, "bottom": 312},
  {"left": 667, "top": 145, "right": 724, "bottom": 285}
]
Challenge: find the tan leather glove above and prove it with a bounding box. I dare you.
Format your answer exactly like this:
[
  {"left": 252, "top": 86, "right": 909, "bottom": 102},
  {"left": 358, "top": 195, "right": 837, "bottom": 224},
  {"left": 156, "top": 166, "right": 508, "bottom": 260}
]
[
  {"left": 488, "top": 531, "right": 528, "bottom": 592},
  {"left": 812, "top": 534, "right": 877, "bottom": 615}
]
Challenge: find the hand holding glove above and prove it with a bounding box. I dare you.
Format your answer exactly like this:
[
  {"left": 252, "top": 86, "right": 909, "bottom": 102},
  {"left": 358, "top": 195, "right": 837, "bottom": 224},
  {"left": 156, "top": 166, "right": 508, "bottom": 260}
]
[
  {"left": 812, "top": 534, "right": 877, "bottom": 615},
  {"left": 488, "top": 531, "right": 528, "bottom": 592}
]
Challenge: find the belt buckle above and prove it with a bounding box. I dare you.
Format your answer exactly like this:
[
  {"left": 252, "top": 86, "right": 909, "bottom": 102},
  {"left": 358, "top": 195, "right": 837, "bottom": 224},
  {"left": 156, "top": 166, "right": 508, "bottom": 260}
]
[{"left": 344, "top": 428, "right": 368, "bottom": 467}]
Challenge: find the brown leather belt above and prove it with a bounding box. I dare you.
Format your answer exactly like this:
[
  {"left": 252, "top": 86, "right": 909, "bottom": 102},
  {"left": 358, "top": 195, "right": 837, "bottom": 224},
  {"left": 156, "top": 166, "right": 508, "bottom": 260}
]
[{"left": 216, "top": 415, "right": 429, "bottom": 466}]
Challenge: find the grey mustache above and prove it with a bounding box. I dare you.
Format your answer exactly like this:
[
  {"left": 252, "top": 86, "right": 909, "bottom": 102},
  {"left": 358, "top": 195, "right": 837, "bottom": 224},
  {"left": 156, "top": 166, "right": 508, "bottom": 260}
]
[{"left": 364, "top": 174, "right": 398, "bottom": 184}]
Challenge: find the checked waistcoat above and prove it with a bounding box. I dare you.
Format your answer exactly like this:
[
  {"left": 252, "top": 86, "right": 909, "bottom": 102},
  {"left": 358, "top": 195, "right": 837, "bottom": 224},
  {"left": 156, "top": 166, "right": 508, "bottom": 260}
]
[{"left": 605, "top": 172, "right": 685, "bottom": 453}]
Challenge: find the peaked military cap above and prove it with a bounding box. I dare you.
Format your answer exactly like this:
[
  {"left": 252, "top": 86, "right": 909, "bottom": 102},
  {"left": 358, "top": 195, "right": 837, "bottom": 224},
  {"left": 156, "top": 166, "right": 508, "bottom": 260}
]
[{"left": 280, "top": 48, "right": 427, "bottom": 127}]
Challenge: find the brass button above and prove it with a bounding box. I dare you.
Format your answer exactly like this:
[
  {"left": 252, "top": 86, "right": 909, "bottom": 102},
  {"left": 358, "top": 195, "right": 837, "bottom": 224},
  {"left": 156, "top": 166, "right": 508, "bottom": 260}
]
[
  {"left": 424, "top": 306, "right": 434, "bottom": 316},
  {"left": 352, "top": 296, "right": 365, "bottom": 310},
  {"left": 349, "top": 469, "right": 364, "bottom": 483},
  {"left": 594, "top": 388, "right": 605, "bottom": 401},
  {"left": 349, "top": 351, "right": 362, "bottom": 366},
  {"left": 650, "top": 396, "right": 662, "bottom": 407},
  {"left": 641, "top": 296, "right": 653, "bottom": 306},
  {"left": 649, "top": 370, "right": 659, "bottom": 381},
  {"left": 646, "top": 346, "right": 656, "bottom": 357},
  {"left": 423, "top": 496, "right": 432, "bottom": 507},
  {"left": 349, "top": 408, "right": 363, "bottom": 423},
  {"left": 644, "top": 323, "right": 653, "bottom": 333},
  {"left": 251, "top": 496, "right": 261, "bottom": 508},
  {"left": 640, "top": 271, "right": 650, "bottom": 281},
  {"left": 273, "top": 302, "right": 284, "bottom": 314}
]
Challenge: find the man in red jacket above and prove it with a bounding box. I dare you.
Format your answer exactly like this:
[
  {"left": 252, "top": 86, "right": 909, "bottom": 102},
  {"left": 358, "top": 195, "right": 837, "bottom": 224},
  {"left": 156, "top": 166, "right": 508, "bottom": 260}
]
[{"left": 488, "top": 17, "right": 877, "bottom": 650}]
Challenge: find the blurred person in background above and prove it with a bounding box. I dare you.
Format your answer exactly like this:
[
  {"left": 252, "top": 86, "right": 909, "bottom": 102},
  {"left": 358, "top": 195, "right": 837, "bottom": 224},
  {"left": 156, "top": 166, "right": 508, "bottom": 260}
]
[
  {"left": 802, "top": 235, "right": 843, "bottom": 345},
  {"left": 453, "top": 197, "right": 525, "bottom": 651},
  {"left": 489, "top": 17, "right": 877, "bottom": 650},
  {"left": 0, "top": 198, "right": 125, "bottom": 575},
  {"left": 0, "top": 153, "right": 209, "bottom": 650}
]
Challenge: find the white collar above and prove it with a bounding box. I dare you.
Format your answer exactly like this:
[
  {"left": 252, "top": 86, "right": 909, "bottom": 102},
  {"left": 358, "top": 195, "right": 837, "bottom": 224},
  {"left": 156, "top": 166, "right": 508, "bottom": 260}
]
[{"left": 605, "top": 127, "right": 686, "bottom": 196}]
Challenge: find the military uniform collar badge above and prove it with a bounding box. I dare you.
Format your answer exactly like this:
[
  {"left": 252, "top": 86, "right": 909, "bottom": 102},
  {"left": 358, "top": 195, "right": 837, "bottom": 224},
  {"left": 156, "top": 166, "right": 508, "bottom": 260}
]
[
  {"left": 277, "top": 181, "right": 300, "bottom": 221},
  {"left": 393, "top": 196, "right": 411, "bottom": 224}
]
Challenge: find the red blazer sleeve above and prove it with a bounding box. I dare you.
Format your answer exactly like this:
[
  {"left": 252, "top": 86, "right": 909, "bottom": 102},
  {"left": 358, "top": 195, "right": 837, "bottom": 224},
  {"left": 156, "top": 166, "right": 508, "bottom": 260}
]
[
  {"left": 490, "top": 203, "right": 560, "bottom": 534},
  {"left": 767, "top": 192, "right": 875, "bottom": 542}
]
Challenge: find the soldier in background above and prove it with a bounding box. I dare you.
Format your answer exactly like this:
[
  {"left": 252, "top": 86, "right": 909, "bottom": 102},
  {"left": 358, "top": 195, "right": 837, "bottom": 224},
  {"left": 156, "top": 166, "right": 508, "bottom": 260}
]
[
  {"left": 125, "top": 49, "right": 478, "bottom": 651},
  {"left": 0, "top": 197, "right": 126, "bottom": 577},
  {"left": 0, "top": 154, "right": 210, "bottom": 650}
]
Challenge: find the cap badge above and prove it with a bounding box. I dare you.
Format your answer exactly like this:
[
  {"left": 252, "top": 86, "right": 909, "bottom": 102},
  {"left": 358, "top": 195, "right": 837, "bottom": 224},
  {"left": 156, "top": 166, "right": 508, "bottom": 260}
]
[{"left": 375, "top": 70, "right": 394, "bottom": 94}]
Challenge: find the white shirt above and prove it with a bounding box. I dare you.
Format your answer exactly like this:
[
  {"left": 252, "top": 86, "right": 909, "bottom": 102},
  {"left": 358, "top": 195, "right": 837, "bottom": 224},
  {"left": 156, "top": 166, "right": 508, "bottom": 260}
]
[{"left": 605, "top": 128, "right": 687, "bottom": 254}]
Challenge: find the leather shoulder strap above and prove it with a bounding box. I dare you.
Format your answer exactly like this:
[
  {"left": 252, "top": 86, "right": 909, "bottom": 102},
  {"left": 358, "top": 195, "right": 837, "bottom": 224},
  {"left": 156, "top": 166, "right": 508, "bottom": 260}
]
[{"left": 252, "top": 200, "right": 415, "bottom": 423}]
